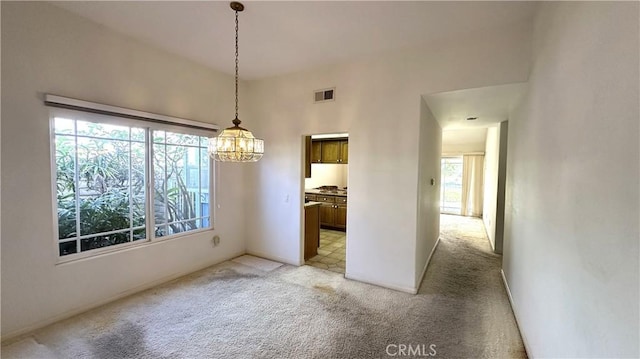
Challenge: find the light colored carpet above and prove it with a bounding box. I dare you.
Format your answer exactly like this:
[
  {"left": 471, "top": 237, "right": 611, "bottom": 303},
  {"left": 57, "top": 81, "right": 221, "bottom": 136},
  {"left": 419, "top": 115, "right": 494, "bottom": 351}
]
[{"left": 2, "top": 215, "right": 526, "bottom": 358}]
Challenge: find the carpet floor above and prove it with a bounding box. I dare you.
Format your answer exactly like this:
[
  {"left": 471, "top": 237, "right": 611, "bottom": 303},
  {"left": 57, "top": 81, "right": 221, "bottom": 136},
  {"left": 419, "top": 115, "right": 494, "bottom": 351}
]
[{"left": 2, "top": 215, "right": 526, "bottom": 358}]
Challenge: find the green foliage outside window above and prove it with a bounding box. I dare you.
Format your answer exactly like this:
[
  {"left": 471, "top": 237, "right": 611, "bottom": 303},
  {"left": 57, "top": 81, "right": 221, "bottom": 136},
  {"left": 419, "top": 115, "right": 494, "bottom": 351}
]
[{"left": 55, "top": 118, "right": 209, "bottom": 256}]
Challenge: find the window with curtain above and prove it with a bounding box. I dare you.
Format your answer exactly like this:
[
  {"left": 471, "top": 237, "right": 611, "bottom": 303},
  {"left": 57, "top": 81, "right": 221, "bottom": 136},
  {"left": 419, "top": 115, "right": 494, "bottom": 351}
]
[{"left": 440, "top": 154, "right": 485, "bottom": 217}]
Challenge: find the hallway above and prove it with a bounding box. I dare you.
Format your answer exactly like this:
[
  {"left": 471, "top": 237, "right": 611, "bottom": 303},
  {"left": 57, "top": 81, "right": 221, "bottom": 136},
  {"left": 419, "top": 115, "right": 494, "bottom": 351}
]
[{"left": 418, "top": 214, "right": 527, "bottom": 358}]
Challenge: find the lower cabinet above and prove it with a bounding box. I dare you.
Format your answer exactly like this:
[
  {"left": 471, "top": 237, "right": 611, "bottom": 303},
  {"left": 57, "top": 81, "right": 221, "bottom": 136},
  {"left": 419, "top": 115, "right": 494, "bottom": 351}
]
[
  {"left": 313, "top": 194, "right": 347, "bottom": 230},
  {"left": 304, "top": 204, "right": 320, "bottom": 260},
  {"left": 335, "top": 204, "right": 347, "bottom": 228},
  {"left": 319, "top": 202, "right": 336, "bottom": 227}
]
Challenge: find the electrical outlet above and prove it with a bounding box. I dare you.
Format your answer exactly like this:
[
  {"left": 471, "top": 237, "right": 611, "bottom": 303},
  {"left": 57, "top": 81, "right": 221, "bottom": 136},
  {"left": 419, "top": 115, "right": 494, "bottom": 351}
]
[{"left": 212, "top": 235, "right": 220, "bottom": 247}]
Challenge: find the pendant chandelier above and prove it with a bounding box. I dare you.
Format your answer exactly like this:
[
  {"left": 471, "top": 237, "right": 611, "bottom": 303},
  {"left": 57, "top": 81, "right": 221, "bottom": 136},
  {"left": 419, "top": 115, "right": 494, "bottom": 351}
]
[{"left": 209, "top": 1, "right": 264, "bottom": 162}]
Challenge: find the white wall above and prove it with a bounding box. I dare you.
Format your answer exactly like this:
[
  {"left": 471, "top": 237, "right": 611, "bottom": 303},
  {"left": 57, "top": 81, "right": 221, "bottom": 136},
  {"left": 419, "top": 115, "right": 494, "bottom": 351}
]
[
  {"left": 482, "top": 122, "right": 508, "bottom": 253},
  {"left": 482, "top": 126, "right": 500, "bottom": 251},
  {"left": 1, "top": 2, "right": 247, "bottom": 339},
  {"left": 304, "top": 164, "right": 348, "bottom": 189},
  {"left": 494, "top": 121, "right": 508, "bottom": 254},
  {"left": 503, "top": 2, "right": 639, "bottom": 357},
  {"left": 244, "top": 21, "right": 532, "bottom": 292},
  {"left": 415, "top": 98, "right": 441, "bottom": 287}
]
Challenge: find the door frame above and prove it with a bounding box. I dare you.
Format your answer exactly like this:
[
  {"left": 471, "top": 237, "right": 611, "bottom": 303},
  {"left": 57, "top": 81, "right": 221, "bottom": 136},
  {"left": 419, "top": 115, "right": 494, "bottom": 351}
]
[{"left": 299, "top": 132, "right": 349, "bottom": 267}]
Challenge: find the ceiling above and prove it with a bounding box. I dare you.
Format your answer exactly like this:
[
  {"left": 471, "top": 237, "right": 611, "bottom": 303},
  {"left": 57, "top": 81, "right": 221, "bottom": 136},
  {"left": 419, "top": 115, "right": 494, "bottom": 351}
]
[
  {"left": 52, "top": 1, "right": 537, "bottom": 80},
  {"left": 423, "top": 82, "right": 528, "bottom": 130},
  {"left": 442, "top": 128, "right": 488, "bottom": 151}
]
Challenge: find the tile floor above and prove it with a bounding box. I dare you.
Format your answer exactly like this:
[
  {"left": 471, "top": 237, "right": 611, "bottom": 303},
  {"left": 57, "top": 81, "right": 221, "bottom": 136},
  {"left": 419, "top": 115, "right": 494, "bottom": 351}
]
[{"left": 306, "top": 229, "right": 346, "bottom": 274}]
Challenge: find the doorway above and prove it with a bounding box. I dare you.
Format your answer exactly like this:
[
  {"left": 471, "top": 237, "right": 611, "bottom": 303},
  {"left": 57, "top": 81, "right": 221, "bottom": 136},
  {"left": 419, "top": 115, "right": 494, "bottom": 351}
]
[{"left": 301, "top": 133, "right": 348, "bottom": 274}]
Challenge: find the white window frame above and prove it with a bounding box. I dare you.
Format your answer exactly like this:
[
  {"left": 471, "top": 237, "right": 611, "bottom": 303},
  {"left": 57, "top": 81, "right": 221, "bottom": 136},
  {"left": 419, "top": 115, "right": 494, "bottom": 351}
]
[
  {"left": 49, "top": 106, "right": 217, "bottom": 264},
  {"left": 149, "top": 125, "right": 214, "bottom": 240}
]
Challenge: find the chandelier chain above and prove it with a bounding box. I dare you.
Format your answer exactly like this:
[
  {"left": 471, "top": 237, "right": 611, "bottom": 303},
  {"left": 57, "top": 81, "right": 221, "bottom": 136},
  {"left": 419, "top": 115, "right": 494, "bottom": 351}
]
[
  {"left": 208, "top": 2, "right": 263, "bottom": 162},
  {"left": 235, "top": 9, "right": 239, "bottom": 120}
]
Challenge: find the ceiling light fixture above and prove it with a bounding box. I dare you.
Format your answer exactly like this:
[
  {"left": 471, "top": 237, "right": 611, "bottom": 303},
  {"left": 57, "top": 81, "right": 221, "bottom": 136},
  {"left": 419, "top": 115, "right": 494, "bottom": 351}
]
[{"left": 208, "top": 2, "right": 264, "bottom": 162}]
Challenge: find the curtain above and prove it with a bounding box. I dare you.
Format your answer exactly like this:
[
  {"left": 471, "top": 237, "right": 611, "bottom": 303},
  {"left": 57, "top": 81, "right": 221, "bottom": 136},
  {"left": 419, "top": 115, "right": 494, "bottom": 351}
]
[{"left": 461, "top": 155, "right": 484, "bottom": 217}]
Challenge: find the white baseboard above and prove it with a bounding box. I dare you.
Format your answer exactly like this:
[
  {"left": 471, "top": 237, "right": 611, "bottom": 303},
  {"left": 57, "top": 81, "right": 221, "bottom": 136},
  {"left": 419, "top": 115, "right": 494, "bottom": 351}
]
[
  {"left": 1, "top": 251, "right": 244, "bottom": 344},
  {"left": 416, "top": 237, "right": 441, "bottom": 290},
  {"left": 344, "top": 272, "right": 417, "bottom": 294},
  {"left": 500, "top": 269, "right": 532, "bottom": 358},
  {"left": 245, "top": 249, "right": 299, "bottom": 266}
]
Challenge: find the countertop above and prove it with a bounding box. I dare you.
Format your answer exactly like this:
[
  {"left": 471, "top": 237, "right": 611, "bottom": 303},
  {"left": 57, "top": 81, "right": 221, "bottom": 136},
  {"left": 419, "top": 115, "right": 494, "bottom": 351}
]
[
  {"left": 305, "top": 189, "right": 347, "bottom": 197},
  {"left": 304, "top": 201, "right": 322, "bottom": 208}
]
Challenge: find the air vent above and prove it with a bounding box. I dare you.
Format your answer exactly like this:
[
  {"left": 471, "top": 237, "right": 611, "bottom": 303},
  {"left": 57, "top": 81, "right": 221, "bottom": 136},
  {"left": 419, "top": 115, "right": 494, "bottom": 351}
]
[{"left": 314, "top": 88, "right": 335, "bottom": 103}]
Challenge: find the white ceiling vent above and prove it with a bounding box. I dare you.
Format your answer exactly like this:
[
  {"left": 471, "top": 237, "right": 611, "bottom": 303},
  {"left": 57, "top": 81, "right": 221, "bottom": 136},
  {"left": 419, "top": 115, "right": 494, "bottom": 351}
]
[{"left": 314, "top": 88, "right": 335, "bottom": 103}]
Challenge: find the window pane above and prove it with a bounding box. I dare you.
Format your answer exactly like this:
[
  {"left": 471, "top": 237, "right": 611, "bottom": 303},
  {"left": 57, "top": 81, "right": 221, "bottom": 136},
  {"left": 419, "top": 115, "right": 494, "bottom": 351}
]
[
  {"left": 81, "top": 231, "right": 130, "bottom": 252},
  {"left": 55, "top": 135, "right": 77, "bottom": 239},
  {"left": 133, "top": 228, "right": 146, "bottom": 241},
  {"left": 166, "top": 220, "right": 198, "bottom": 236},
  {"left": 153, "top": 144, "right": 167, "bottom": 225},
  {"left": 200, "top": 136, "right": 212, "bottom": 147},
  {"left": 166, "top": 132, "right": 199, "bottom": 146},
  {"left": 166, "top": 143, "right": 197, "bottom": 223},
  {"left": 131, "top": 142, "right": 146, "bottom": 227},
  {"left": 153, "top": 131, "right": 165, "bottom": 143},
  {"left": 131, "top": 128, "right": 145, "bottom": 142},
  {"left": 77, "top": 120, "right": 130, "bottom": 140},
  {"left": 155, "top": 225, "right": 167, "bottom": 237},
  {"left": 200, "top": 148, "right": 210, "bottom": 220},
  {"left": 77, "top": 137, "right": 131, "bottom": 235},
  {"left": 54, "top": 116, "right": 150, "bottom": 257},
  {"left": 153, "top": 131, "right": 211, "bottom": 238},
  {"left": 59, "top": 241, "right": 77, "bottom": 256},
  {"left": 54, "top": 118, "right": 75, "bottom": 135}
]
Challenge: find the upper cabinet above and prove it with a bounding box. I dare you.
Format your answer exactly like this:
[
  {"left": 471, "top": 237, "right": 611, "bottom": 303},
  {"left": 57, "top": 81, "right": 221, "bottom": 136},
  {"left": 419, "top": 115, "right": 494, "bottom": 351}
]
[
  {"left": 340, "top": 141, "right": 348, "bottom": 163},
  {"left": 311, "top": 141, "right": 322, "bottom": 163},
  {"left": 312, "top": 138, "right": 348, "bottom": 164},
  {"left": 305, "top": 136, "right": 312, "bottom": 178},
  {"left": 321, "top": 141, "right": 340, "bottom": 163}
]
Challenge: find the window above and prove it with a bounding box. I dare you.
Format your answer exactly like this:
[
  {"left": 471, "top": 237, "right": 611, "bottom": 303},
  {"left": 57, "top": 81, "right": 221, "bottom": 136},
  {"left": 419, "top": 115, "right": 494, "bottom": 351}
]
[
  {"left": 53, "top": 110, "right": 213, "bottom": 259},
  {"left": 440, "top": 157, "right": 463, "bottom": 214},
  {"left": 152, "top": 131, "right": 211, "bottom": 237}
]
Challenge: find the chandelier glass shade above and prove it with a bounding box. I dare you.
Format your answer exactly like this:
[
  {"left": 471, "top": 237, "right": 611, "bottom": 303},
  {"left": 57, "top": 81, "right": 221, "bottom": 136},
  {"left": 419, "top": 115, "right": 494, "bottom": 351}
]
[
  {"left": 208, "top": 1, "right": 264, "bottom": 162},
  {"left": 209, "top": 120, "right": 264, "bottom": 162}
]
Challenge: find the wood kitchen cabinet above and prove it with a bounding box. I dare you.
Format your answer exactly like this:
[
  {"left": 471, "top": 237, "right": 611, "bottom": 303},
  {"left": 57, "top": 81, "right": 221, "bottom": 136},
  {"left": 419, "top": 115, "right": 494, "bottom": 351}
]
[
  {"left": 314, "top": 194, "right": 347, "bottom": 230},
  {"left": 339, "top": 141, "right": 348, "bottom": 163},
  {"left": 305, "top": 136, "right": 312, "bottom": 178},
  {"left": 311, "top": 141, "right": 322, "bottom": 163},
  {"left": 320, "top": 141, "right": 340, "bottom": 163},
  {"left": 312, "top": 138, "right": 348, "bottom": 164},
  {"left": 304, "top": 203, "right": 320, "bottom": 260},
  {"left": 335, "top": 204, "right": 347, "bottom": 229},
  {"left": 319, "top": 202, "right": 336, "bottom": 227}
]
